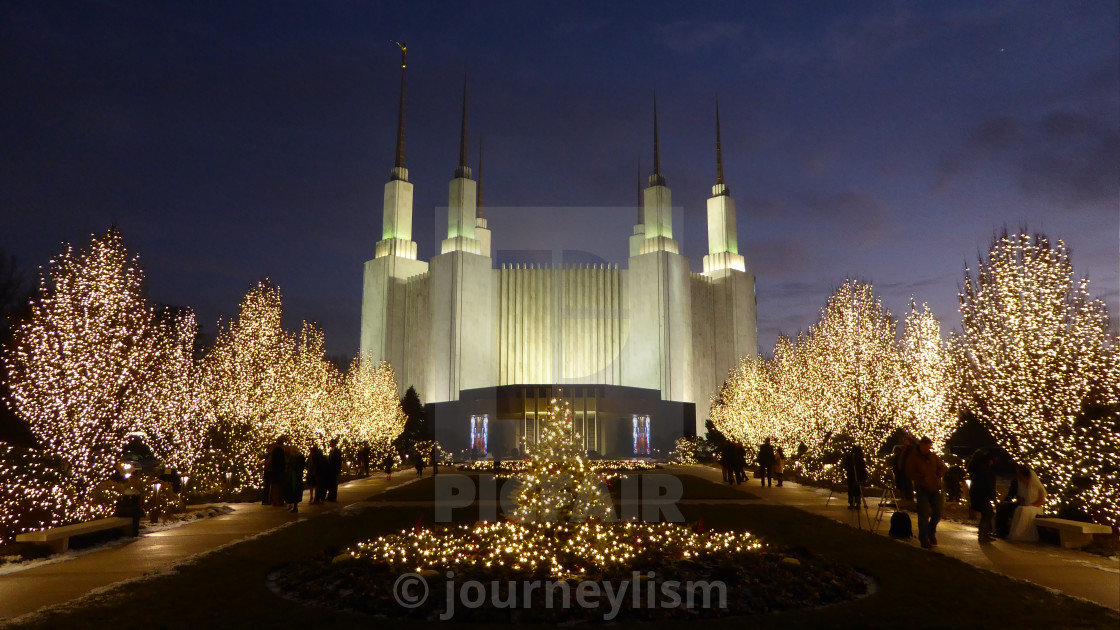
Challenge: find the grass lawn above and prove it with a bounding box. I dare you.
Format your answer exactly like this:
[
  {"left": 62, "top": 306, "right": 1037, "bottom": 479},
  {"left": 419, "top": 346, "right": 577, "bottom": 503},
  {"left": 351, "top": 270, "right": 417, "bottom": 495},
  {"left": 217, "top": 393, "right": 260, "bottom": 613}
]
[{"left": 8, "top": 473, "right": 1117, "bottom": 630}]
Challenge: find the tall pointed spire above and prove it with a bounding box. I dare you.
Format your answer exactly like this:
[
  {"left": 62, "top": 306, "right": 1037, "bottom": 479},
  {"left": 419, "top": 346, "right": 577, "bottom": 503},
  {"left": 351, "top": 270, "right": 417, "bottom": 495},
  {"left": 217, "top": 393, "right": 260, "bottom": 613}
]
[
  {"left": 715, "top": 97, "right": 728, "bottom": 195},
  {"left": 650, "top": 95, "right": 665, "bottom": 186},
  {"left": 637, "top": 157, "right": 643, "bottom": 223},
  {"left": 391, "top": 41, "right": 407, "bottom": 179},
  {"left": 455, "top": 77, "right": 470, "bottom": 178},
  {"left": 476, "top": 138, "right": 484, "bottom": 219}
]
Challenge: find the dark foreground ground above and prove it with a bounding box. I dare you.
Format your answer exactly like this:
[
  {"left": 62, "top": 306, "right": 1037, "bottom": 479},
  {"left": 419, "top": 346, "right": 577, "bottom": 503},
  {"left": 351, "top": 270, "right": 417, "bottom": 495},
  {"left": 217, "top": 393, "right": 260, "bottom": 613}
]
[{"left": 6, "top": 473, "right": 1117, "bottom": 630}]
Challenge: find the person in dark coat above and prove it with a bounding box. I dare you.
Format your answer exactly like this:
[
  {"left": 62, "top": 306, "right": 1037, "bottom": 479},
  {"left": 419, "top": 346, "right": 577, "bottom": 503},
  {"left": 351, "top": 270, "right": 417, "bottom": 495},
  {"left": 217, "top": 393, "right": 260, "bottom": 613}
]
[
  {"left": 756, "top": 438, "right": 776, "bottom": 487},
  {"left": 325, "top": 439, "right": 342, "bottom": 502},
  {"left": 307, "top": 445, "right": 329, "bottom": 505},
  {"left": 430, "top": 444, "right": 439, "bottom": 476},
  {"left": 284, "top": 444, "right": 306, "bottom": 513},
  {"left": 382, "top": 454, "right": 394, "bottom": 481},
  {"left": 842, "top": 445, "right": 868, "bottom": 509},
  {"left": 968, "top": 448, "right": 1001, "bottom": 542},
  {"left": 414, "top": 450, "right": 425, "bottom": 477},
  {"left": 891, "top": 436, "right": 915, "bottom": 502},
  {"left": 719, "top": 444, "right": 733, "bottom": 484},
  {"left": 267, "top": 437, "right": 287, "bottom": 506}
]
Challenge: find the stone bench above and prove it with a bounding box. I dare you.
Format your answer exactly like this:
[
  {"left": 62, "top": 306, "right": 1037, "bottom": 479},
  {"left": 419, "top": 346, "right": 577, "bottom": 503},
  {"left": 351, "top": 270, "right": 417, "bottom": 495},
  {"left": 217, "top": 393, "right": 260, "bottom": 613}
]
[
  {"left": 1034, "top": 517, "right": 1113, "bottom": 549},
  {"left": 15, "top": 517, "right": 135, "bottom": 553}
]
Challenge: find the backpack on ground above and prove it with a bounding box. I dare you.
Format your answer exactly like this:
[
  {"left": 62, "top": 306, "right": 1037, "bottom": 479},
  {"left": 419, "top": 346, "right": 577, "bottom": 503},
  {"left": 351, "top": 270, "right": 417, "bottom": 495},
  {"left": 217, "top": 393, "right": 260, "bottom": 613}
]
[{"left": 889, "top": 511, "right": 913, "bottom": 539}]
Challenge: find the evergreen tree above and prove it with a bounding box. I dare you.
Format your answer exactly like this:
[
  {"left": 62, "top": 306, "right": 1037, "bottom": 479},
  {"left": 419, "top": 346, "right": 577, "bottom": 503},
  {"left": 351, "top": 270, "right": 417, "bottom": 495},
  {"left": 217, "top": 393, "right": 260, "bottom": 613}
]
[{"left": 512, "top": 396, "right": 613, "bottom": 523}]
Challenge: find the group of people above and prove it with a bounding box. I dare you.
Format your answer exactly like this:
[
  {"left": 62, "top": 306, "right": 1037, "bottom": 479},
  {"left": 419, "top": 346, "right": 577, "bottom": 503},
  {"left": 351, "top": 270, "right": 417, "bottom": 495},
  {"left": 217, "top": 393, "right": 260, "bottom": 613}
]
[
  {"left": 890, "top": 436, "right": 1049, "bottom": 549},
  {"left": 263, "top": 436, "right": 343, "bottom": 513},
  {"left": 718, "top": 438, "right": 786, "bottom": 487}
]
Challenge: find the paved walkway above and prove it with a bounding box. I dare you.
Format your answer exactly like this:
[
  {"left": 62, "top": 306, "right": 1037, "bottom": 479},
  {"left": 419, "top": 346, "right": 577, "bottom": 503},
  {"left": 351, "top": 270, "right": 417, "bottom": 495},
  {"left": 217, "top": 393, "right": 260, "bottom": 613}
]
[
  {"left": 0, "top": 473, "right": 417, "bottom": 622},
  {"left": 3, "top": 466, "right": 1116, "bottom": 622},
  {"left": 675, "top": 464, "right": 1120, "bottom": 611}
]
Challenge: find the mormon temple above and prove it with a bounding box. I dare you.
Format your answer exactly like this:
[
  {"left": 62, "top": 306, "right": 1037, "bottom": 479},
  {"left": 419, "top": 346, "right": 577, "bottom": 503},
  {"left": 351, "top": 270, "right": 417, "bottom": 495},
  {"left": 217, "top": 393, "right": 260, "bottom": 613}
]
[{"left": 361, "top": 48, "right": 757, "bottom": 458}]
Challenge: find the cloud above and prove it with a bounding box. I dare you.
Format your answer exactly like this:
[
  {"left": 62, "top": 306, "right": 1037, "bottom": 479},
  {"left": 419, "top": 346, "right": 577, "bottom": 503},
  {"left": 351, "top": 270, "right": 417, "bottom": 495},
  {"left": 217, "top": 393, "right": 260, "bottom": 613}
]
[
  {"left": 943, "top": 109, "right": 1120, "bottom": 207},
  {"left": 652, "top": 20, "right": 746, "bottom": 53},
  {"left": 803, "top": 189, "right": 895, "bottom": 246}
]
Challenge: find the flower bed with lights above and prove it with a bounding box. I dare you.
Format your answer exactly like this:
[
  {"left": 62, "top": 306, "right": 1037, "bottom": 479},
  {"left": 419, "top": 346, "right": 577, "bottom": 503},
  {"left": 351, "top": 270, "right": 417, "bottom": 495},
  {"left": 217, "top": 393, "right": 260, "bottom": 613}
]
[
  {"left": 271, "top": 397, "right": 868, "bottom": 620},
  {"left": 459, "top": 459, "right": 659, "bottom": 473},
  {"left": 270, "top": 519, "right": 867, "bottom": 621}
]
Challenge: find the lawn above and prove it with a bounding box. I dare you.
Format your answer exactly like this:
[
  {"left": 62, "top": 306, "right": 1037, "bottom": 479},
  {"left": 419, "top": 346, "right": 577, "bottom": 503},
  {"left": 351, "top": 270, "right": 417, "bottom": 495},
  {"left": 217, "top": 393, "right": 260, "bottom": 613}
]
[{"left": 7, "top": 472, "right": 1117, "bottom": 630}]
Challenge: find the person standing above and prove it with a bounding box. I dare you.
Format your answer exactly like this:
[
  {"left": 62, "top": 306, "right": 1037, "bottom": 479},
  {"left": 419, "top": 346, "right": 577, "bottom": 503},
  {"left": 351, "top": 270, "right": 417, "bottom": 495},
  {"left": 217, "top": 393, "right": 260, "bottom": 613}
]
[
  {"left": 430, "top": 444, "right": 439, "bottom": 476},
  {"left": 906, "top": 436, "right": 947, "bottom": 549},
  {"left": 325, "top": 439, "right": 342, "bottom": 502},
  {"left": 842, "top": 446, "right": 868, "bottom": 509},
  {"left": 774, "top": 447, "right": 786, "bottom": 487},
  {"left": 382, "top": 453, "right": 394, "bottom": 481},
  {"left": 308, "top": 445, "right": 330, "bottom": 505},
  {"left": 891, "top": 436, "right": 915, "bottom": 504},
  {"left": 967, "top": 448, "right": 1000, "bottom": 542},
  {"left": 756, "top": 438, "right": 776, "bottom": 488},
  {"left": 284, "top": 444, "right": 306, "bottom": 513},
  {"left": 414, "top": 449, "right": 425, "bottom": 477}
]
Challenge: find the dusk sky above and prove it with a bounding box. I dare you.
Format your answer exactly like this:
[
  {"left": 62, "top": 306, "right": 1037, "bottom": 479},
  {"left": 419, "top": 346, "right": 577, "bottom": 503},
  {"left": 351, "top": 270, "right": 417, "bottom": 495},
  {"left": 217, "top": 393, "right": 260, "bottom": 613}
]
[{"left": 2, "top": 1, "right": 1117, "bottom": 361}]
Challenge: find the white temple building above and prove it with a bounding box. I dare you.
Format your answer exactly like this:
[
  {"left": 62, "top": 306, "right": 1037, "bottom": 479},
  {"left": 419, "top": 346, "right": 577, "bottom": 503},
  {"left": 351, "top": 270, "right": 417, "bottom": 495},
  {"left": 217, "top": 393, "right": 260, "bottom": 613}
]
[{"left": 360, "top": 48, "right": 757, "bottom": 457}]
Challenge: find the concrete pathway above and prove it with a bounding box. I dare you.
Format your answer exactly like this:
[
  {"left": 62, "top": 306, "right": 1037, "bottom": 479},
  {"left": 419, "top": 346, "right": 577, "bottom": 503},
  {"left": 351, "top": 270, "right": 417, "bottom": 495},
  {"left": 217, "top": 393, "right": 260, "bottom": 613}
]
[
  {"left": 0, "top": 472, "right": 417, "bottom": 622},
  {"left": 4, "top": 466, "right": 1116, "bottom": 622},
  {"left": 674, "top": 464, "right": 1120, "bottom": 611}
]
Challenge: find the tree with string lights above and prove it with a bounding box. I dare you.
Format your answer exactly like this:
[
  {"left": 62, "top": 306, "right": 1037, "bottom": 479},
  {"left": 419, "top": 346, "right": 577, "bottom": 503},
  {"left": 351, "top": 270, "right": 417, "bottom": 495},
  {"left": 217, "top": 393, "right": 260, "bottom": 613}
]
[
  {"left": 6, "top": 229, "right": 199, "bottom": 501},
  {"left": 345, "top": 356, "right": 406, "bottom": 460},
  {"left": 802, "top": 280, "right": 900, "bottom": 460},
  {"left": 512, "top": 396, "right": 613, "bottom": 523},
  {"left": 957, "top": 231, "right": 1119, "bottom": 525},
  {"left": 196, "top": 281, "right": 298, "bottom": 490},
  {"left": 897, "top": 300, "right": 957, "bottom": 448}
]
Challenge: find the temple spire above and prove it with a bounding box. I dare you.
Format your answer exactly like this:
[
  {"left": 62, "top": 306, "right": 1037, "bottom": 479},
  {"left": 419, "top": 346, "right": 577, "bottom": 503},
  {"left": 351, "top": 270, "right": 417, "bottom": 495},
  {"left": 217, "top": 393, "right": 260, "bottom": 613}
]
[
  {"left": 476, "top": 138, "right": 484, "bottom": 219},
  {"left": 716, "top": 98, "right": 725, "bottom": 186},
  {"left": 715, "top": 97, "right": 728, "bottom": 196},
  {"left": 391, "top": 41, "right": 407, "bottom": 178},
  {"left": 637, "top": 157, "right": 643, "bottom": 223},
  {"left": 455, "top": 77, "right": 470, "bottom": 178},
  {"left": 650, "top": 96, "right": 665, "bottom": 186}
]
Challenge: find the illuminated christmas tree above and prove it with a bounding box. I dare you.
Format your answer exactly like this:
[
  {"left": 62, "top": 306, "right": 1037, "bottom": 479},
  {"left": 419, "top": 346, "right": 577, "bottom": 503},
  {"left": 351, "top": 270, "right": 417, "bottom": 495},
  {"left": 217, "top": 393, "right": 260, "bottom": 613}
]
[
  {"left": 512, "top": 396, "right": 613, "bottom": 523},
  {"left": 957, "top": 231, "right": 1119, "bottom": 524}
]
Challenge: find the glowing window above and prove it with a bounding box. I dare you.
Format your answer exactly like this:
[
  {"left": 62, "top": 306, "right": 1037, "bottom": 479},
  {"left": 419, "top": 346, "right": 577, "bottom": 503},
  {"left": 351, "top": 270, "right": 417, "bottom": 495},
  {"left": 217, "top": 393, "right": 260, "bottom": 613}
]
[
  {"left": 632, "top": 414, "right": 651, "bottom": 456},
  {"left": 470, "top": 414, "right": 488, "bottom": 454}
]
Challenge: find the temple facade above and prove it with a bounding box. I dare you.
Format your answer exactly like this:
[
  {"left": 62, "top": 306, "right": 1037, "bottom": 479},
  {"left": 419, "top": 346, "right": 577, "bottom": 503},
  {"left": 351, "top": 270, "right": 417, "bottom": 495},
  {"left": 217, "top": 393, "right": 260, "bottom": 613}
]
[{"left": 360, "top": 49, "right": 757, "bottom": 457}]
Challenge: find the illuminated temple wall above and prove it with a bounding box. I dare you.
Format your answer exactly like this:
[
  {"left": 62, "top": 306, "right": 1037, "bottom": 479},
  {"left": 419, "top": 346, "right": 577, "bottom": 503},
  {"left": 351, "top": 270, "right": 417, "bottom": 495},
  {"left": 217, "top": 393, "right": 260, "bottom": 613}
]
[{"left": 361, "top": 247, "right": 757, "bottom": 435}]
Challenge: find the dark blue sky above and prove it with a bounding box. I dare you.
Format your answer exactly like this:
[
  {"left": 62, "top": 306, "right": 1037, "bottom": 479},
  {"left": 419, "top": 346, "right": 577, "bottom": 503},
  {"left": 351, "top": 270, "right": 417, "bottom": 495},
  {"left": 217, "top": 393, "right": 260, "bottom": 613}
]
[{"left": 2, "top": 1, "right": 1117, "bottom": 358}]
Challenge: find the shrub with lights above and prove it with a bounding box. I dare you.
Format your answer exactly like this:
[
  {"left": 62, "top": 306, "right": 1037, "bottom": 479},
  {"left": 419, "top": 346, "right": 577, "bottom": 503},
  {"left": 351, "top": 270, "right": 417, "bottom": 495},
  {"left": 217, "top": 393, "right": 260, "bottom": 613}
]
[{"left": 0, "top": 445, "right": 92, "bottom": 543}]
